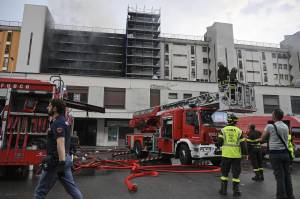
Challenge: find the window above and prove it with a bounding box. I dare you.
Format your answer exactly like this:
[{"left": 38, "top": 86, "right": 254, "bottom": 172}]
[
  {"left": 203, "top": 58, "right": 208, "bottom": 63},
  {"left": 2, "top": 57, "right": 9, "bottom": 70},
  {"left": 239, "top": 60, "right": 243, "bottom": 69},
  {"left": 274, "top": 74, "right": 278, "bottom": 80},
  {"left": 191, "top": 46, "right": 195, "bottom": 55},
  {"left": 202, "top": 46, "right": 207, "bottom": 52},
  {"left": 237, "top": 50, "right": 242, "bottom": 58},
  {"left": 282, "top": 54, "right": 288, "bottom": 59},
  {"left": 186, "top": 111, "right": 199, "bottom": 133},
  {"left": 164, "top": 55, "right": 169, "bottom": 65},
  {"left": 283, "top": 64, "right": 287, "bottom": 69},
  {"left": 173, "top": 77, "right": 187, "bottom": 80},
  {"left": 174, "top": 65, "right": 187, "bottom": 69},
  {"left": 191, "top": 68, "right": 196, "bottom": 78},
  {"left": 4, "top": 44, "right": 10, "bottom": 54},
  {"left": 278, "top": 54, "right": 282, "bottom": 59},
  {"left": 27, "top": 32, "right": 33, "bottom": 65},
  {"left": 104, "top": 88, "right": 126, "bottom": 109},
  {"left": 6, "top": 31, "right": 12, "bottom": 42},
  {"left": 284, "top": 74, "right": 289, "bottom": 80},
  {"left": 168, "top": 93, "right": 178, "bottom": 99},
  {"left": 191, "top": 59, "right": 195, "bottom": 66},
  {"left": 262, "top": 52, "right": 266, "bottom": 60},
  {"left": 183, "top": 93, "right": 192, "bottom": 99},
  {"left": 150, "top": 89, "right": 160, "bottom": 107},
  {"left": 291, "top": 96, "right": 300, "bottom": 114},
  {"left": 263, "top": 95, "right": 279, "bottom": 113},
  {"left": 279, "top": 64, "right": 282, "bottom": 69},
  {"left": 273, "top": 63, "right": 277, "bottom": 69},
  {"left": 203, "top": 69, "right": 209, "bottom": 75},
  {"left": 165, "top": 44, "right": 169, "bottom": 53},
  {"left": 272, "top": 53, "right": 276, "bottom": 58},
  {"left": 264, "top": 73, "right": 268, "bottom": 82},
  {"left": 164, "top": 66, "right": 169, "bottom": 77},
  {"left": 108, "top": 127, "right": 118, "bottom": 142},
  {"left": 263, "top": 63, "right": 267, "bottom": 71},
  {"left": 279, "top": 74, "right": 283, "bottom": 79},
  {"left": 239, "top": 72, "right": 244, "bottom": 81},
  {"left": 67, "top": 86, "right": 89, "bottom": 103}
]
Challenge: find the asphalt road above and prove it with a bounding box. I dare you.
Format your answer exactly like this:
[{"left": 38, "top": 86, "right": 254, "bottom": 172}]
[{"left": 0, "top": 161, "right": 299, "bottom": 199}]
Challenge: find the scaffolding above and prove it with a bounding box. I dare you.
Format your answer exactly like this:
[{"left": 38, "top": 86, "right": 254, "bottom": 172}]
[{"left": 125, "top": 6, "right": 161, "bottom": 78}]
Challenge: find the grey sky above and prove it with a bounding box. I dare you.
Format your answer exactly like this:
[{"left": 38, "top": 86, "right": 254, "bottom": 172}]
[{"left": 1, "top": 0, "right": 300, "bottom": 43}]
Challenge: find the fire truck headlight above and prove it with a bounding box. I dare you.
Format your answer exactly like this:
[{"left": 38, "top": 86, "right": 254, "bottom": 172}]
[{"left": 200, "top": 147, "right": 212, "bottom": 152}]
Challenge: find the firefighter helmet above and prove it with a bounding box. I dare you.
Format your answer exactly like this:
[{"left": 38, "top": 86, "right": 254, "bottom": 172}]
[{"left": 227, "top": 114, "right": 238, "bottom": 125}]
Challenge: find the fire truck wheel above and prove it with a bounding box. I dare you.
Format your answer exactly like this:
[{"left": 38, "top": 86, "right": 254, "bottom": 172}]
[{"left": 179, "top": 144, "right": 192, "bottom": 165}]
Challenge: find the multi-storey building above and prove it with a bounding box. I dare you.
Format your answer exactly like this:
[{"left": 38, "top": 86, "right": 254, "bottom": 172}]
[{"left": 1, "top": 4, "right": 299, "bottom": 146}]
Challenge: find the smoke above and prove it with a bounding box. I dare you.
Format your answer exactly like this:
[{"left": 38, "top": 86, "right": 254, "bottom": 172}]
[{"left": 48, "top": 0, "right": 127, "bottom": 29}]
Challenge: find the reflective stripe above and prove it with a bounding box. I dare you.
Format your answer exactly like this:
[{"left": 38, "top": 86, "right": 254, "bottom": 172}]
[
  {"left": 223, "top": 144, "right": 240, "bottom": 147},
  {"left": 253, "top": 169, "right": 260, "bottom": 172},
  {"left": 218, "top": 135, "right": 224, "bottom": 138},
  {"left": 247, "top": 139, "right": 258, "bottom": 143},
  {"left": 258, "top": 168, "right": 264, "bottom": 171},
  {"left": 232, "top": 178, "right": 240, "bottom": 183},
  {"left": 220, "top": 176, "right": 229, "bottom": 181},
  {"left": 240, "top": 138, "right": 246, "bottom": 142}
]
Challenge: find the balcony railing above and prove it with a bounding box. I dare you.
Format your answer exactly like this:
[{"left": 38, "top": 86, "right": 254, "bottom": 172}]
[
  {"left": 0, "top": 20, "right": 21, "bottom": 27},
  {"left": 161, "top": 33, "right": 204, "bottom": 41},
  {"left": 52, "top": 24, "right": 125, "bottom": 34},
  {"left": 235, "top": 39, "right": 281, "bottom": 48}
]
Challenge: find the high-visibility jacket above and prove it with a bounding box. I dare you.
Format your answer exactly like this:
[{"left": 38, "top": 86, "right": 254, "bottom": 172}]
[
  {"left": 218, "top": 125, "right": 245, "bottom": 158},
  {"left": 288, "top": 134, "right": 295, "bottom": 159}
]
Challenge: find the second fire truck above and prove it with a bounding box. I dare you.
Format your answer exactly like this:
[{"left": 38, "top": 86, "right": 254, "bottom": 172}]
[{"left": 126, "top": 82, "right": 256, "bottom": 164}]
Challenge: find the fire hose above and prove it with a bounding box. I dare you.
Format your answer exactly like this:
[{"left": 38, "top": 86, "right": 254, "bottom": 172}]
[{"left": 73, "top": 159, "right": 221, "bottom": 192}]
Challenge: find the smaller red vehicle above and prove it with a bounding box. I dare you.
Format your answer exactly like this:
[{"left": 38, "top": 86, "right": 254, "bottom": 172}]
[{"left": 237, "top": 115, "right": 300, "bottom": 157}]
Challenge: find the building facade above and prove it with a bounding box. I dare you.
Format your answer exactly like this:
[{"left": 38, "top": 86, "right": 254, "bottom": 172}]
[
  {"left": 0, "top": 20, "right": 21, "bottom": 72},
  {"left": 14, "top": 5, "right": 300, "bottom": 86},
  {"left": 1, "top": 72, "right": 299, "bottom": 147}
]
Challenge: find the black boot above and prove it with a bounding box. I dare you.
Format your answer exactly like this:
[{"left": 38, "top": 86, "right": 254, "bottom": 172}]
[
  {"left": 251, "top": 171, "right": 260, "bottom": 181},
  {"left": 219, "top": 181, "right": 228, "bottom": 196},
  {"left": 233, "top": 182, "right": 241, "bottom": 197},
  {"left": 259, "top": 170, "right": 264, "bottom": 181}
]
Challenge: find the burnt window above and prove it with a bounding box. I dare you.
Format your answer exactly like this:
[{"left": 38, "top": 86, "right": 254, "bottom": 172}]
[
  {"left": 104, "top": 88, "right": 126, "bottom": 109},
  {"left": 263, "top": 95, "right": 279, "bottom": 114},
  {"left": 67, "top": 86, "right": 89, "bottom": 104},
  {"left": 150, "top": 89, "right": 160, "bottom": 107},
  {"left": 291, "top": 96, "right": 300, "bottom": 114}
]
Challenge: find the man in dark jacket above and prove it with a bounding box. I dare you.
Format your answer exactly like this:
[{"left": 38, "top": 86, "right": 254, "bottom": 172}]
[
  {"left": 217, "top": 62, "right": 229, "bottom": 85},
  {"left": 247, "top": 124, "right": 264, "bottom": 181}
]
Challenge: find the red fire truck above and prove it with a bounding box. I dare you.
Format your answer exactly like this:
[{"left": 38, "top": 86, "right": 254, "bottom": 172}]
[
  {"left": 126, "top": 83, "right": 256, "bottom": 165},
  {"left": 0, "top": 76, "right": 104, "bottom": 176},
  {"left": 237, "top": 115, "right": 300, "bottom": 157}
]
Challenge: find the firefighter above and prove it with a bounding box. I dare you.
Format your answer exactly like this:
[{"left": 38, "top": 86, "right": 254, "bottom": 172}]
[
  {"left": 34, "top": 99, "right": 83, "bottom": 199},
  {"left": 288, "top": 134, "right": 295, "bottom": 160},
  {"left": 229, "top": 67, "right": 238, "bottom": 102},
  {"left": 218, "top": 114, "right": 247, "bottom": 197},
  {"left": 217, "top": 62, "right": 229, "bottom": 86},
  {"left": 247, "top": 124, "right": 264, "bottom": 181}
]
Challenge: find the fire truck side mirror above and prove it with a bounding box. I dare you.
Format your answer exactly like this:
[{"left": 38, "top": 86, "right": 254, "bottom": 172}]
[{"left": 291, "top": 127, "right": 300, "bottom": 137}]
